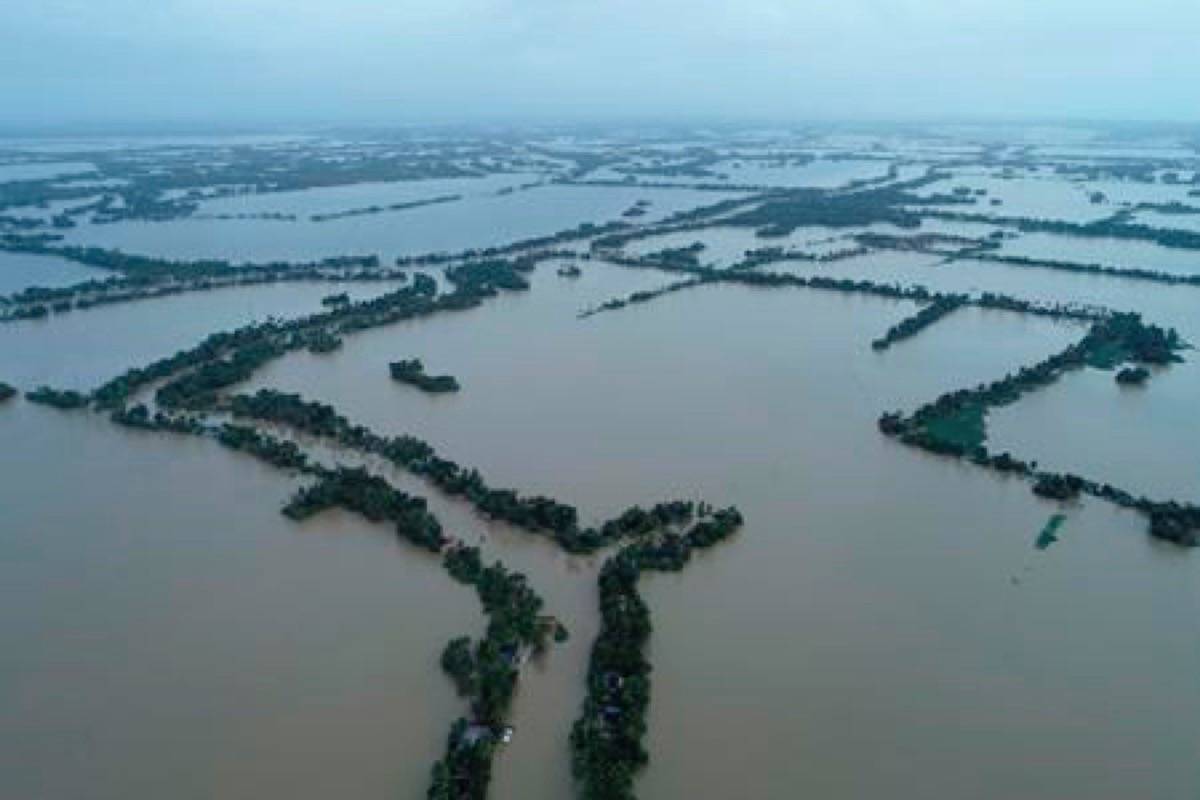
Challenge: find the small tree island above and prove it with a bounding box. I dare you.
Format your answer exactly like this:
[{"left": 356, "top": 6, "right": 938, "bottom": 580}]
[{"left": 389, "top": 358, "right": 461, "bottom": 393}]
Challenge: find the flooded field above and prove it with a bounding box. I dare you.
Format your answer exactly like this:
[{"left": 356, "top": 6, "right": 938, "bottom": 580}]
[
  {"left": 3, "top": 125, "right": 1199, "bottom": 800},
  {"left": 58, "top": 184, "right": 743, "bottom": 262}
]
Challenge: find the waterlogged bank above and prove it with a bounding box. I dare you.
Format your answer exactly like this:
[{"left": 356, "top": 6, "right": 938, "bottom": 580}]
[{"left": 0, "top": 404, "right": 478, "bottom": 800}]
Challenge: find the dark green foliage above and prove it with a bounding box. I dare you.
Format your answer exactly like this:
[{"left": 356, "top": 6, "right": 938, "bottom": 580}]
[
  {"left": 882, "top": 313, "right": 1186, "bottom": 457},
  {"left": 26, "top": 386, "right": 88, "bottom": 410},
  {"left": 445, "top": 259, "right": 531, "bottom": 293},
  {"left": 880, "top": 313, "right": 1198, "bottom": 546},
  {"left": 320, "top": 292, "right": 350, "bottom": 307},
  {"left": 216, "top": 424, "right": 308, "bottom": 470},
  {"left": 156, "top": 338, "right": 286, "bottom": 409},
  {"left": 92, "top": 275, "right": 471, "bottom": 411},
  {"left": 724, "top": 187, "right": 924, "bottom": 236},
  {"left": 1149, "top": 505, "right": 1200, "bottom": 547},
  {"left": 428, "top": 546, "right": 556, "bottom": 799},
  {"left": 1032, "top": 473, "right": 1084, "bottom": 501},
  {"left": 872, "top": 295, "right": 968, "bottom": 351},
  {"left": 0, "top": 382, "right": 16, "bottom": 402},
  {"left": 441, "top": 637, "right": 478, "bottom": 697},
  {"left": 227, "top": 390, "right": 699, "bottom": 554},
  {"left": 310, "top": 193, "right": 460, "bottom": 222},
  {"left": 390, "top": 358, "right": 461, "bottom": 393},
  {"left": 282, "top": 467, "right": 445, "bottom": 552},
  {"left": 580, "top": 278, "right": 703, "bottom": 318},
  {"left": 110, "top": 404, "right": 206, "bottom": 435},
  {"left": 929, "top": 208, "right": 1200, "bottom": 252},
  {"left": 570, "top": 508, "right": 743, "bottom": 800},
  {"left": 302, "top": 329, "right": 343, "bottom": 354},
  {"left": 1115, "top": 366, "right": 1150, "bottom": 385},
  {"left": 1036, "top": 515, "right": 1067, "bottom": 550}
]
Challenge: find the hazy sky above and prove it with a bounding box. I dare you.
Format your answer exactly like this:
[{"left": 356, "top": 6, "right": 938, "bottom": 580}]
[{"left": 3, "top": 0, "right": 1198, "bottom": 126}]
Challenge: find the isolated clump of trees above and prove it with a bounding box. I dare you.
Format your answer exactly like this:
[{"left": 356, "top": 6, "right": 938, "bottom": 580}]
[{"left": 390, "top": 358, "right": 461, "bottom": 393}]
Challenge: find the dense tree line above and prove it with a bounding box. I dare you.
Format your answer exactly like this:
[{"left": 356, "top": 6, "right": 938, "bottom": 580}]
[
  {"left": 0, "top": 261, "right": 409, "bottom": 325},
  {"left": 879, "top": 313, "right": 1197, "bottom": 546},
  {"left": 962, "top": 250, "right": 1200, "bottom": 288},
  {"left": 0, "top": 382, "right": 16, "bottom": 403},
  {"left": 26, "top": 386, "right": 89, "bottom": 410},
  {"left": 871, "top": 295, "right": 968, "bottom": 351},
  {"left": 724, "top": 189, "right": 924, "bottom": 236},
  {"left": 570, "top": 508, "right": 743, "bottom": 800},
  {"left": 310, "top": 193, "right": 461, "bottom": 222},
  {"left": 225, "top": 389, "right": 703, "bottom": 554},
  {"left": 579, "top": 278, "right": 704, "bottom": 319},
  {"left": 178, "top": 403, "right": 560, "bottom": 798},
  {"left": 737, "top": 244, "right": 870, "bottom": 269},
  {"left": 924, "top": 208, "right": 1200, "bottom": 252},
  {"left": 428, "top": 545, "right": 559, "bottom": 800},
  {"left": 215, "top": 423, "right": 310, "bottom": 470},
  {"left": 91, "top": 271, "right": 465, "bottom": 410},
  {"left": 283, "top": 466, "right": 447, "bottom": 551},
  {"left": 109, "top": 403, "right": 206, "bottom": 435}
]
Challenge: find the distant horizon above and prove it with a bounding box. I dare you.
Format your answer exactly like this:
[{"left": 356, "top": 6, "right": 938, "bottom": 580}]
[{"left": 3, "top": 115, "right": 1200, "bottom": 138}]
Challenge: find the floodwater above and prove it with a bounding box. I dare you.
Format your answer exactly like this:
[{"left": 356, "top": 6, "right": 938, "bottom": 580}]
[
  {"left": 999, "top": 232, "right": 1200, "bottom": 277},
  {"left": 3, "top": 144, "right": 1200, "bottom": 800},
  {"left": 58, "top": 184, "right": 743, "bottom": 262},
  {"left": 988, "top": 358, "right": 1200, "bottom": 504},
  {"left": 0, "top": 251, "right": 107, "bottom": 296},
  {"left": 235, "top": 263, "right": 1198, "bottom": 799},
  {"left": 0, "top": 279, "right": 408, "bottom": 390},
  {"left": 0, "top": 402, "right": 478, "bottom": 800}
]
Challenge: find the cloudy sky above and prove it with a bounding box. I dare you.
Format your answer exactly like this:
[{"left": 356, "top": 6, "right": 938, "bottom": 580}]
[{"left": 2, "top": 0, "right": 1197, "bottom": 126}]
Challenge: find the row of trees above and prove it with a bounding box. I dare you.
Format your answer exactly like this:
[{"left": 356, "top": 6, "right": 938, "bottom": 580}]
[
  {"left": 879, "top": 313, "right": 1198, "bottom": 546},
  {"left": 570, "top": 508, "right": 743, "bottom": 800},
  {"left": 225, "top": 389, "right": 705, "bottom": 554},
  {"left": 310, "top": 193, "right": 460, "bottom": 222},
  {"left": 429, "top": 545, "right": 560, "bottom": 800},
  {"left": 871, "top": 295, "right": 968, "bottom": 351},
  {"left": 90, "top": 273, "right": 450, "bottom": 411}
]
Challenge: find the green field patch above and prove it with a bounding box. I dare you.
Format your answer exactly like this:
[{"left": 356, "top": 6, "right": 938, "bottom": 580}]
[{"left": 1035, "top": 513, "right": 1067, "bottom": 550}]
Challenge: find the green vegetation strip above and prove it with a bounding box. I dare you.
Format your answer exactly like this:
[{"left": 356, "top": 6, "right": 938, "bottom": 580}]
[
  {"left": 879, "top": 313, "right": 1200, "bottom": 546},
  {"left": 570, "top": 509, "right": 743, "bottom": 800}
]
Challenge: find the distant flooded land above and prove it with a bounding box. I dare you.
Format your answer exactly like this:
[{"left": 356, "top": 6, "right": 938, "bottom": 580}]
[{"left": 3, "top": 124, "right": 1199, "bottom": 800}]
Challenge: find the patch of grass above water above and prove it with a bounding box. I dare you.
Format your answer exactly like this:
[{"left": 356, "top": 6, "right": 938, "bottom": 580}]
[
  {"left": 1083, "top": 340, "right": 1128, "bottom": 370},
  {"left": 923, "top": 402, "right": 987, "bottom": 451},
  {"left": 1036, "top": 513, "right": 1067, "bottom": 550}
]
